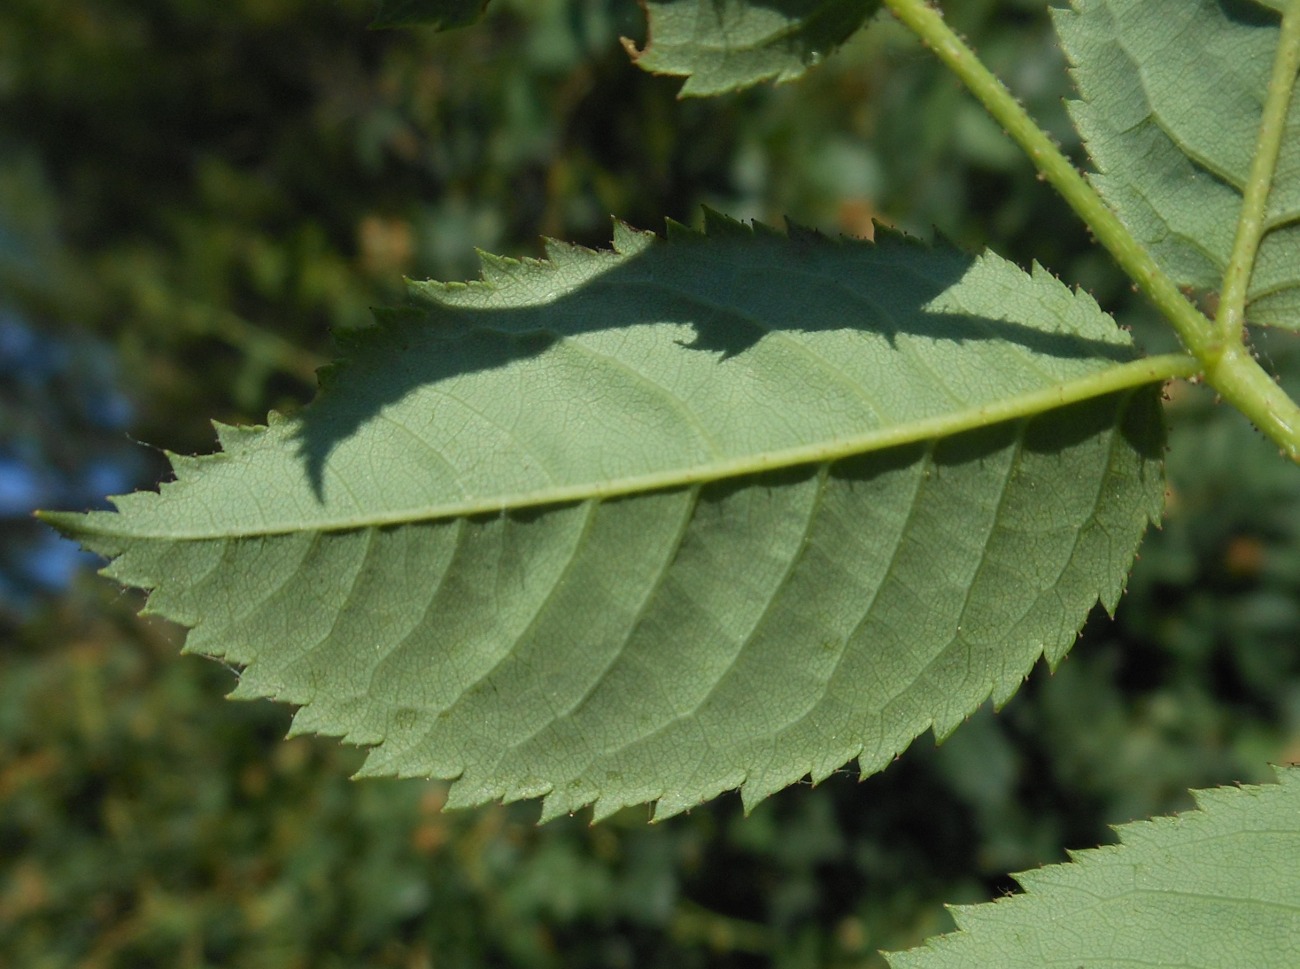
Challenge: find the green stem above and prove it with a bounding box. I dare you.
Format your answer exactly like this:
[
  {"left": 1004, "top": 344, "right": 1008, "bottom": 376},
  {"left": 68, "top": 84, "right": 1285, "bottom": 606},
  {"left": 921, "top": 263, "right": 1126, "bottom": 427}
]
[
  {"left": 1217, "top": 3, "right": 1300, "bottom": 344},
  {"left": 881, "top": 0, "right": 1300, "bottom": 463},
  {"left": 1206, "top": 344, "right": 1300, "bottom": 459}
]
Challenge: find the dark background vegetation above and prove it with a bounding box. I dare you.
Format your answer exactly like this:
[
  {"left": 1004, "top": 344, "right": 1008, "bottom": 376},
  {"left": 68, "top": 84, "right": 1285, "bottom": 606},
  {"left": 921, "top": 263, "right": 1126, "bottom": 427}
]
[{"left": 2, "top": 1, "right": 1298, "bottom": 966}]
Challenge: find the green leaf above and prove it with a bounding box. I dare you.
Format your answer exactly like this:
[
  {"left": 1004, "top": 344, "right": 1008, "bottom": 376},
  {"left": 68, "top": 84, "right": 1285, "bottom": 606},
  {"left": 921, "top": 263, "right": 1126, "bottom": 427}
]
[
  {"left": 629, "top": 0, "right": 881, "bottom": 97},
  {"left": 45, "top": 215, "right": 1167, "bottom": 820},
  {"left": 1055, "top": 0, "right": 1300, "bottom": 329},
  {"left": 370, "top": 0, "right": 489, "bottom": 30},
  {"left": 887, "top": 767, "right": 1300, "bottom": 969}
]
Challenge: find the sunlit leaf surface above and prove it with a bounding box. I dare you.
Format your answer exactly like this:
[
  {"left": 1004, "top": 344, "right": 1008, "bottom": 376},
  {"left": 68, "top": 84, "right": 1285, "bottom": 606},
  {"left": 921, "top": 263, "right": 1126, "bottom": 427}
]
[{"left": 46, "top": 216, "right": 1166, "bottom": 819}]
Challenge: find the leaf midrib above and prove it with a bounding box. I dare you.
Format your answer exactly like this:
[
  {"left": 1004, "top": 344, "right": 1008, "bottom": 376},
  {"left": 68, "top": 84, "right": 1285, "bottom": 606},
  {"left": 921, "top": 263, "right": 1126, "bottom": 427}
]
[{"left": 57, "top": 353, "right": 1195, "bottom": 542}]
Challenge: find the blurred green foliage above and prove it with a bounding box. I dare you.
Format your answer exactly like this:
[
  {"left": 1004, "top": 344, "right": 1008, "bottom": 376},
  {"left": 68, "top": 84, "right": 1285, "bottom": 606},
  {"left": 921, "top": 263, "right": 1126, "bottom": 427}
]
[{"left": 2, "top": 0, "right": 1298, "bottom": 966}]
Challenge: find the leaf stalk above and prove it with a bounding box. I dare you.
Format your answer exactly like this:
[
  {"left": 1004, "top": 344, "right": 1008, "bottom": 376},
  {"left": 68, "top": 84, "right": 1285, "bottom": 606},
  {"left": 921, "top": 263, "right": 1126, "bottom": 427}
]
[{"left": 1204, "top": 343, "right": 1300, "bottom": 461}]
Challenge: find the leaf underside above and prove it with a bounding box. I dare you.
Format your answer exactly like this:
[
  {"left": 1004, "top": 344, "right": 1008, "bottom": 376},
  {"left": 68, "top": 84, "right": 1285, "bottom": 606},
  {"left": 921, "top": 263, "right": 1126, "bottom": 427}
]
[
  {"left": 47, "top": 216, "right": 1166, "bottom": 820},
  {"left": 631, "top": 0, "right": 882, "bottom": 96},
  {"left": 888, "top": 767, "right": 1300, "bottom": 969},
  {"left": 1056, "top": 0, "right": 1300, "bottom": 329}
]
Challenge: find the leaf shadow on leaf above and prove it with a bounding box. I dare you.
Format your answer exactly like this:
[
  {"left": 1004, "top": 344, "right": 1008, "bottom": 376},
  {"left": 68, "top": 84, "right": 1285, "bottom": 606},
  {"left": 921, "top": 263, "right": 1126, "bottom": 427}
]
[
  {"left": 1218, "top": 0, "right": 1283, "bottom": 28},
  {"left": 291, "top": 221, "right": 1137, "bottom": 499}
]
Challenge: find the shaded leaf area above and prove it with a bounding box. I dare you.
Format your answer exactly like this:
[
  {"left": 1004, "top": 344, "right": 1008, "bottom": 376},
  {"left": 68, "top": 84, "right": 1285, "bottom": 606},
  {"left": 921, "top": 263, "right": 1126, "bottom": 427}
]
[
  {"left": 47, "top": 218, "right": 1165, "bottom": 819},
  {"left": 888, "top": 767, "right": 1300, "bottom": 969},
  {"left": 370, "top": 0, "right": 489, "bottom": 30},
  {"left": 1056, "top": 0, "right": 1300, "bottom": 328},
  {"left": 631, "top": 0, "right": 882, "bottom": 96}
]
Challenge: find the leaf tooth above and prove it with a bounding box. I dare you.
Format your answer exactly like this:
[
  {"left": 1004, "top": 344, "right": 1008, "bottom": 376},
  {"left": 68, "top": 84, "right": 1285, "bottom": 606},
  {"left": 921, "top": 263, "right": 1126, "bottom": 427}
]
[
  {"left": 212, "top": 419, "right": 266, "bottom": 455},
  {"left": 610, "top": 219, "right": 656, "bottom": 256},
  {"left": 700, "top": 205, "right": 751, "bottom": 237},
  {"left": 663, "top": 217, "right": 699, "bottom": 242},
  {"left": 540, "top": 235, "right": 603, "bottom": 268},
  {"left": 405, "top": 276, "right": 493, "bottom": 309},
  {"left": 476, "top": 249, "right": 528, "bottom": 286},
  {"left": 537, "top": 782, "right": 600, "bottom": 823},
  {"left": 784, "top": 218, "right": 827, "bottom": 244},
  {"left": 164, "top": 448, "right": 211, "bottom": 479},
  {"left": 737, "top": 768, "right": 806, "bottom": 816},
  {"left": 656, "top": 766, "right": 748, "bottom": 821}
]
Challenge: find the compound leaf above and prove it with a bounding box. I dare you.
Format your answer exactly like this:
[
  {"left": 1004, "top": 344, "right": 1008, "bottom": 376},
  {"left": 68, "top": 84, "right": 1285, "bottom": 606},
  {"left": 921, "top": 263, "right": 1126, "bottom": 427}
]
[
  {"left": 629, "top": 0, "right": 881, "bottom": 96},
  {"left": 45, "top": 215, "right": 1166, "bottom": 820},
  {"left": 888, "top": 767, "right": 1300, "bottom": 969},
  {"left": 1056, "top": 0, "right": 1300, "bottom": 329}
]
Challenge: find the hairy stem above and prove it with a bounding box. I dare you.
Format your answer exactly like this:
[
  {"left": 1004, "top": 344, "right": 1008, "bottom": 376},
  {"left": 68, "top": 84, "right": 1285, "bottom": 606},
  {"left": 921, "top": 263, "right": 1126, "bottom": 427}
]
[
  {"left": 882, "top": 0, "right": 1300, "bottom": 462},
  {"left": 1206, "top": 345, "right": 1300, "bottom": 460},
  {"left": 1217, "top": 2, "right": 1300, "bottom": 344}
]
